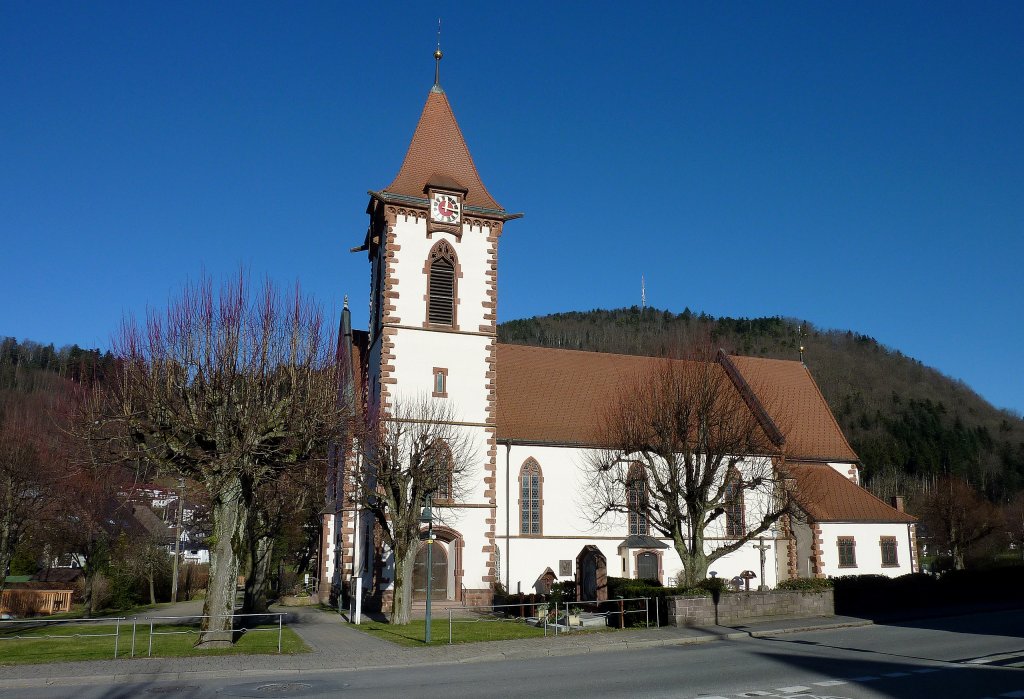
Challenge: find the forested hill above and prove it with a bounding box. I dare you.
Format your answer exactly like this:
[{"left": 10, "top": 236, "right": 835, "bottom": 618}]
[{"left": 498, "top": 308, "right": 1024, "bottom": 503}]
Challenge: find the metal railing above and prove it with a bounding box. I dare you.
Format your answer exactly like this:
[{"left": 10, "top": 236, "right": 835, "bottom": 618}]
[
  {"left": 443, "top": 596, "right": 653, "bottom": 644},
  {"left": 143, "top": 613, "right": 284, "bottom": 657},
  {"left": 0, "top": 612, "right": 285, "bottom": 658},
  {"left": 0, "top": 616, "right": 128, "bottom": 659}
]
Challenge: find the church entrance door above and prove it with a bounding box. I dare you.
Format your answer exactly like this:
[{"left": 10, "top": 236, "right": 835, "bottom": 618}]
[{"left": 412, "top": 541, "right": 448, "bottom": 601}]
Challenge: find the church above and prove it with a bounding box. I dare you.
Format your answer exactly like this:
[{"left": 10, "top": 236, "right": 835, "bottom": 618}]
[{"left": 318, "top": 53, "right": 917, "bottom": 613}]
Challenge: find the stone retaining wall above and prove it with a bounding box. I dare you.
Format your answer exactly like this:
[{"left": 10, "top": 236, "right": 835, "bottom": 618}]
[{"left": 666, "top": 589, "right": 834, "bottom": 627}]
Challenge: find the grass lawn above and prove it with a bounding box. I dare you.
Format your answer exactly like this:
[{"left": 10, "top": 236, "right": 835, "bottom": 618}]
[
  {"left": 0, "top": 621, "right": 307, "bottom": 665},
  {"left": 353, "top": 617, "right": 611, "bottom": 647}
]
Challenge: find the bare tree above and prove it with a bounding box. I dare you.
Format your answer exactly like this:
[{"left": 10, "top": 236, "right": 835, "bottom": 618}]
[
  {"left": 585, "top": 351, "right": 794, "bottom": 587},
  {"left": 351, "top": 398, "right": 474, "bottom": 624},
  {"left": 88, "top": 273, "right": 346, "bottom": 646},
  {"left": 0, "top": 392, "right": 60, "bottom": 590},
  {"left": 919, "top": 476, "right": 1002, "bottom": 570},
  {"left": 1005, "top": 492, "right": 1024, "bottom": 562},
  {"left": 242, "top": 457, "right": 323, "bottom": 613}
]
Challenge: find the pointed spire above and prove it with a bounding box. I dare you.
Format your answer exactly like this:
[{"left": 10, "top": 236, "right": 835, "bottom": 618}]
[
  {"left": 433, "top": 18, "right": 443, "bottom": 92},
  {"left": 381, "top": 77, "right": 503, "bottom": 210}
]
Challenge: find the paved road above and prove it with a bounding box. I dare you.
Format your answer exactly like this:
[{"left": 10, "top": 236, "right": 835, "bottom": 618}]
[{"left": 8, "top": 610, "right": 1024, "bottom": 698}]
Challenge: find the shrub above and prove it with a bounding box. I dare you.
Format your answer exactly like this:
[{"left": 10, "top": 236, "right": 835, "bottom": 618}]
[{"left": 777, "top": 578, "right": 834, "bottom": 592}]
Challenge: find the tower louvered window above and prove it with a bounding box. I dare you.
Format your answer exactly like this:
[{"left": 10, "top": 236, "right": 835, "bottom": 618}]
[{"left": 427, "top": 241, "right": 457, "bottom": 326}]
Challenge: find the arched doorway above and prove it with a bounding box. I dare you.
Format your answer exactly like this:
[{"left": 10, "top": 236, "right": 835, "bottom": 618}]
[
  {"left": 576, "top": 545, "right": 607, "bottom": 601},
  {"left": 413, "top": 541, "right": 448, "bottom": 601}
]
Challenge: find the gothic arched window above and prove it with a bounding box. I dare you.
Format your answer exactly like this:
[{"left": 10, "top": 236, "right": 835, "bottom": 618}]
[
  {"left": 724, "top": 470, "right": 745, "bottom": 538},
  {"left": 627, "top": 463, "right": 649, "bottom": 536},
  {"left": 427, "top": 440, "right": 453, "bottom": 502},
  {"left": 426, "top": 240, "right": 457, "bottom": 327},
  {"left": 519, "top": 458, "right": 542, "bottom": 535}
]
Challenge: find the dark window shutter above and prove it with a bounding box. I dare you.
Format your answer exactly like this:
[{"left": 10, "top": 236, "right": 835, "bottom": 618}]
[{"left": 429, "top": 258, "right": 455, "bottom": 325}]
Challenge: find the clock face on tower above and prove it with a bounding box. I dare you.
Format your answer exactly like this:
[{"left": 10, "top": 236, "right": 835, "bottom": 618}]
[{"left": 431, "top": 192, "right": 461, "bottom": 225}]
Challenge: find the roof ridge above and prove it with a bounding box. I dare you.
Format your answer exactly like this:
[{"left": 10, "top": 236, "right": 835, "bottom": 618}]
[
  {"left": 717, "top": 350, "right": 787, "bottom": 448},
  {"left": 497, "top": 341, "right": 703, "bottom": 365}
]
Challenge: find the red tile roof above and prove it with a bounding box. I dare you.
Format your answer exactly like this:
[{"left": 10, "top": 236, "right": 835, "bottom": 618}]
[
  {"left": 383, "top": 89, "right": 503, "bottom": 211},
  {"left": 495, "top": 344, "right": 776, "bottom": 450},
  {"left": 725, "top": 355, "right": 859, "bottom": 462},
  {"left": 786, "top": 461, "right": 916, "bottom": 523},
  {"left": 495, "top": 344, "right": 858, "bottom": 464}
]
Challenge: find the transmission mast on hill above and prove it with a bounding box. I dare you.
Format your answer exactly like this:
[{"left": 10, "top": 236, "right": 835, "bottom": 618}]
[{"left": 641, "top": 275, "right": 646, "bottom": 309}]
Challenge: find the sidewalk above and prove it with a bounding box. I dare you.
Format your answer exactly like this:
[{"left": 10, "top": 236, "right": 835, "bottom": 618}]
[{"left": 0, "top": 607, "right": 871, "bottom": 690}]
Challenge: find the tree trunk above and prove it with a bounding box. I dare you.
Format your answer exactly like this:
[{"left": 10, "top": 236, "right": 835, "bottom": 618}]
[
  {"left": 389, "top": 541, "right": 417, "bottom": 625},
  {"left": 676, "top": 537, "right": 710, "bottom": 588},
  {"left": 242, "top": 534, "right": 274, "bottom": 613},
  {"left": 0, "top": 476, "right": 18, "bottom": 594},
  {"left": 198, "top": 477, "right": 247, "bottom": 648},
  {"left": 148, "top": 565, "right": 156, "bottom": 606}
]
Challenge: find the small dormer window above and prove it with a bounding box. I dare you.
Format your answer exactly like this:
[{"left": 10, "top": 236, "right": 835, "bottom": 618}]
[{"left": 432, "top": 367, "right": 448, "bottom": 398}]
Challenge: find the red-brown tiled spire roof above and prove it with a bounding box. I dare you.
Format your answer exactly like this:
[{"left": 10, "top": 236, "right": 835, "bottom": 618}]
[{"left": 383, "top": 88, "right": 503, "bottom": 211}]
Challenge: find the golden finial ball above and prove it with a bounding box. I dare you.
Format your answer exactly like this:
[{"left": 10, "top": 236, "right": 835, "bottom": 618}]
[{"left": 434, "top": 49, "right": 443, "bottom": 60}]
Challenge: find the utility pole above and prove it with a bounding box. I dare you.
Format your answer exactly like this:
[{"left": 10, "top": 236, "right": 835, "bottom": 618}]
[{"left": 170, "top": 478, "right": 185, "bottom": 603}]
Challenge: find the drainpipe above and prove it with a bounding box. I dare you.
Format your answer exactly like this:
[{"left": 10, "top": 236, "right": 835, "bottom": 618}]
[{"left": 505, "top": 440, "right": 511, "bottom": 593}]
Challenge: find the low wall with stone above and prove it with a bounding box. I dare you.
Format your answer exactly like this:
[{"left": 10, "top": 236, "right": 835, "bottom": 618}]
[{"left": 666, "top": 589, "right": 834, "bottom": 627}]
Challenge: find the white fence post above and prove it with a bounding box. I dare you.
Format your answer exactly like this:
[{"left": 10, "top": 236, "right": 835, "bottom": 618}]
[
  {"left": 278, "top": 614, "right": 283, "bottom": 653},
  {"left": 114, "top": 617, "right": 121, "bottom": 658}
]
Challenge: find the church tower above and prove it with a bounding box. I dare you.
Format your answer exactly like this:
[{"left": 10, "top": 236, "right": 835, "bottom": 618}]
[{"left": 358, "top": 51, "right": 520, "bottom": 607}]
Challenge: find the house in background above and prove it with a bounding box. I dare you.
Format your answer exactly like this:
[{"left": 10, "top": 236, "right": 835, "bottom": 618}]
[{"left": 319, "top": 56, "right": 916, "bottom": 611}]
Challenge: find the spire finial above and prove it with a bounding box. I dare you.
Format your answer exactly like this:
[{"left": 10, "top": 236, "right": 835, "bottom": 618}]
[
  {"left": 343, "top": 295, "right": 349, "bottom": 309},
  {"left": 433, "top": 18, "right": 443, "bottom": 88}
]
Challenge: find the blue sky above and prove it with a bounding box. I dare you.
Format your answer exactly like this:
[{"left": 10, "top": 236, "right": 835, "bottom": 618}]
[{"left": 2, "top": 2, "right": 1022, "bottom": 414}]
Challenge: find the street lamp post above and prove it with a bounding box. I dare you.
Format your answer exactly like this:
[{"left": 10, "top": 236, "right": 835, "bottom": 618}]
[
  {"left": 420, "top": 492, "right": 435, "bottom": 644},
  {"left": 170, "top": 478, "right": 185, "bottom": 603}
]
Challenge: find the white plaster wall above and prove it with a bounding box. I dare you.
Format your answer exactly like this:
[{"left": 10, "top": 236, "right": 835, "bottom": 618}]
[
  {"left": 388, "top": 329, "right": 491, "bottom": 423},
  {"left": 494, "top": 445, "right": 783, "bottom": 592},
  {"left": 818, "top": 522, "right": 915, "bottom": 577},
  {"left": 826, "top": 461, "right": 858, "bottom": 484},
  {"left": 387, "top": 216, "right": 493, "bottom": 332}
]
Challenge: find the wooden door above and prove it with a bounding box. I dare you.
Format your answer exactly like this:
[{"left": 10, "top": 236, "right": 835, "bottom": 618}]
[{"left": 412, "top": 541, "right": 448, "bottom": 600}]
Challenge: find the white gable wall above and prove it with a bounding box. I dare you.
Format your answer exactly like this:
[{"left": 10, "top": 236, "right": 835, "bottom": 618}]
[{"left": 818, "top": 522, "right": 915, "bottom": 577}]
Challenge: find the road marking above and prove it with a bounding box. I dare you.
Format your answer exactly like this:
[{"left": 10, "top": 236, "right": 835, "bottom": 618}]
[
  {"left": 812, "top": 680, "right": 848, "bottom": 687},
  {"left": 776, "top": 687, "right": 811, "bottom": 693}
]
